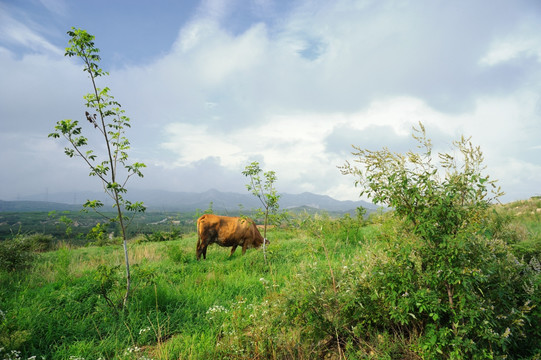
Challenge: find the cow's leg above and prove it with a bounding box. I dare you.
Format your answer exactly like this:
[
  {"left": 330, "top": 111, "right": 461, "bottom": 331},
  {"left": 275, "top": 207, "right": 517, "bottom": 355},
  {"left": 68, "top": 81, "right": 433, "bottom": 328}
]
[
  {"left": 197, "top": 235, "right": 208, "bottom": 260},
  {"left": 242, "top": 242, "right": 248, "bottom": 255},
  {"left": 196, "top": 237, "right": 202, "bottom": 260},
  {"left": 230, "top": 245, "right": 238, "bottom": 257}
]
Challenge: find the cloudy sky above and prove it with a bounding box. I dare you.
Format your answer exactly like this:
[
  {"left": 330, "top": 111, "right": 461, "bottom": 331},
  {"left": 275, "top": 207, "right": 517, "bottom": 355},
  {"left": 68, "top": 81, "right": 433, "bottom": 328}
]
[{"left": 1, "top": 0, "right": 540, "bottom": 203}]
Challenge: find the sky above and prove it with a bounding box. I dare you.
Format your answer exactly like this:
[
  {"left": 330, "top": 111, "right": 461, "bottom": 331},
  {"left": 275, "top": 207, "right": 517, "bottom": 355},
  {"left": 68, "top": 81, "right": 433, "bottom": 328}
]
[{"left": 1, "top": 0, "right": 540, "bottom": 203}]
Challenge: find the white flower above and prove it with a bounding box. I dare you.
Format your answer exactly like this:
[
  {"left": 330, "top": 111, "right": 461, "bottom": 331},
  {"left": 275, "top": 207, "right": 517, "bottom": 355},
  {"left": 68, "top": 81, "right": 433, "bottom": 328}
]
[
  {"left": 139, "top": 327, "right": 151, "bottom": 335},
  {"left": 206, "top": 305, "right": 227, "bottom": 314},
  {"left": 123, "top": 346, "right": 141, "bottom": 355}
]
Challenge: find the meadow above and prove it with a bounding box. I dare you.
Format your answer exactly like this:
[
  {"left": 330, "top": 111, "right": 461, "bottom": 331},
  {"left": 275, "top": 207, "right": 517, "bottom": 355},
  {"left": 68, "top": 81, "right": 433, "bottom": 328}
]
[{"left": 1, "top": 199, "right": 540, "bottom": 359}]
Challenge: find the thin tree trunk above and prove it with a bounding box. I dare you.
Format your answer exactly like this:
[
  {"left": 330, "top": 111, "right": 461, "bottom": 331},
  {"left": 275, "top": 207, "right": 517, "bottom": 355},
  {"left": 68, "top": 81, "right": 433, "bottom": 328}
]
[
  {"left": 262, "top": 206, "right": 268, "bottom": 264},
  {"left": 115, "top": 194, "right": 130, "bottom": 308}
]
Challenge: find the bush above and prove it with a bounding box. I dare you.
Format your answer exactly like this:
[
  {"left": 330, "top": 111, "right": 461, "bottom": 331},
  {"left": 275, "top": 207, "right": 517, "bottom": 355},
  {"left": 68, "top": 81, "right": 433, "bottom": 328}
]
[
  {"left": 86, "top": 223, "right": 121, "bottom": 247},
  {"left": 166, "top": 244, "right": 191, "bottom": 263},
  {"left": 0, "top": 237, "right": 35, "bottom": 272},
  {"left": 24, "top": 233, "right": 54, "bottom": 252},
  {"left": 335, "top": 124, "right": 540, "bottom": 357},
  {"left": 139, "top": 230, "right": 181, "bottom": 243},
  {"left": 0, "top": 309, "right": 32, "bottom": 355},
  {"left": 484, "top": 207, "right": 541, "bottom": 261},
  {"left": 296, "top": 211, "right": 366, "bottom": 245}
]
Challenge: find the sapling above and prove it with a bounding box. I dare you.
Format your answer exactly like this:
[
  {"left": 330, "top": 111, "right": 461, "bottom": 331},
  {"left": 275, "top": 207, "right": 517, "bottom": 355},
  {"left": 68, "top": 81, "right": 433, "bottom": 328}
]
[
  {"left": 242, "top": 161, "right": 280, "bottom": 263},
  {"left": 49, "top": 28, "right": 146, "bottom": 307},
  {"left": 339, "top": 123, "right": 525, "bottom": 357}
]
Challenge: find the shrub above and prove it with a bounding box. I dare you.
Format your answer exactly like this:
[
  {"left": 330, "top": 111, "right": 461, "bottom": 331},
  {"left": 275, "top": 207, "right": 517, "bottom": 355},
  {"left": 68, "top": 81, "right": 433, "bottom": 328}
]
[
  {"left": 139, "top": 230, "right": 181, "bottom": 244},
  {"left": 166, "top": 244, "right": 191, "bottom": 263},
  {"left": 337, "top": 124, "right": 540, "bottom": 357},
  {"left": 0, "top": 309, "right": 32, "bottom": 354},
  {"left": 16, "top": 233, "right": 54, "bottom": 253},
  {"left": 0, "top": 237, "right": 35, "bottom": 272}
]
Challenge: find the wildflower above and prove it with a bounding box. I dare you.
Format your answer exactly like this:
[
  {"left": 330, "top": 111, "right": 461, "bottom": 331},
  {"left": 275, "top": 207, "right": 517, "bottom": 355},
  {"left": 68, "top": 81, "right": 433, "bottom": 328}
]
[
  {"left": 206, "top": 304, "right": 228, "bottom": 320},
  {"left": 123, "top": 346, "right": 141, "bottom": 355},
  {"left": 206, "top": 305, "right": 227, "bottom": 314},
  {"left": 139, "top": 326, "right": 151, "bottom": 335}
]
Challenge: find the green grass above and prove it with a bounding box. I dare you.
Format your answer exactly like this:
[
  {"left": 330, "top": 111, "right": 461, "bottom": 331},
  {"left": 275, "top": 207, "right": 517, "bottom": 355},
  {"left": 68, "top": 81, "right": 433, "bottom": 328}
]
[
  {"left": 1, "top": 227, "right": 360, "bottom": 359},
  {"left": 1, "top": 206, "right": 540, "bottom": 359}
]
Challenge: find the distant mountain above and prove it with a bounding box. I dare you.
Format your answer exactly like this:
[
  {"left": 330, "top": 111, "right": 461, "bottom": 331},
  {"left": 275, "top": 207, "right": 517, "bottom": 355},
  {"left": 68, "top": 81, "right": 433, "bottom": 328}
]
[
  {"left": 0, "top": 200, "right": 82, "bottom": 212},
  {"left": 3, "top": 189, "right": 377, "bottom": 213}
]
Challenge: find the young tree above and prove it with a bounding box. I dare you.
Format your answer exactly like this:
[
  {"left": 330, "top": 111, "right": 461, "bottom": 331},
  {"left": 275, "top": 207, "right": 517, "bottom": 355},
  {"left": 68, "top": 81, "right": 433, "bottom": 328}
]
[
  {"left": 338, "top": 124, "right": 536, "bottom": 357},
  {"left": 49, "top": 28, "right": 145, "bottom": 307},
  {"left": 242, "top": 161, "right": 280, "bottom": 262},
  {"left": 340, "top": 122, "right": 503, "bottom": 241}
]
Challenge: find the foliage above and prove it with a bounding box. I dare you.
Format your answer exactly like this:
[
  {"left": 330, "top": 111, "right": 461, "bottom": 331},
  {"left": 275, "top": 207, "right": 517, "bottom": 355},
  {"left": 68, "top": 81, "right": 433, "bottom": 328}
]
[
  {"left": 48, "top": 211, "right": 74, "bottom": 239},
  {"left": 340, "top": 123, "right": 503, "bottom": 240},
  {"left": 338, "top": 123, "right": 538, "bottom": 358},
  {"left": 485, "top": 200, "right": 541, "bottom": 261},
  {"left": 48, "top": 28, "right": 146, "bottom": 306},
  {"left": 22, "top": 233, "right": 54, "bottom": 252},
  {"left": 0, "top": 213, "right": 539, "bottom": 358},
  {"left": 0, "top": 308, "right": 32, "bottom": 357},
  {"left": 0, "top": 233, "right": 55, "bottom": 272},
  {"left": 140, "top": 230, "right": 181, "bottom": 243},
  {"left": 85, "top": 222, "right": 111, "bottom": 246},
  {"left": 0, "top": 237, "right": 34, "bottom": 272},
  {"left": 0, "top": 211, "right": 197, "bottom": 243},
  {"left": 296, "top": 211, "right": 367, "bottom": 245},
  {"left": 242, "top": 161, "right": 281, "bottom": 236}
]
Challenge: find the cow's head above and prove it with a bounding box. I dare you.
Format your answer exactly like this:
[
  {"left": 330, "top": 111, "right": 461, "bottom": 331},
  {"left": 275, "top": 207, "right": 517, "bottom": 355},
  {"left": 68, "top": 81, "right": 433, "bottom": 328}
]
[
  {"left": 258, "top": 237, "right": 270, "bottom": 248},
  {"left": 251, "top": 234, "right": 269, "bottom": 249}
]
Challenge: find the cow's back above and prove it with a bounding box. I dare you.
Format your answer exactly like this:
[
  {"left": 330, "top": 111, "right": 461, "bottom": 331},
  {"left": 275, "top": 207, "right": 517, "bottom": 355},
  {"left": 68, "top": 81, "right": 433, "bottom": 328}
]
[{"left": 197, "top": 214, "right": 251, "bottom": 246}]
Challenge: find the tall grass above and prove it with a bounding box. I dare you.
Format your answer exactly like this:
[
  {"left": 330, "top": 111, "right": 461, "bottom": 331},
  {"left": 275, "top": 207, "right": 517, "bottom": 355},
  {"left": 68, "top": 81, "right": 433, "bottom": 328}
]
[
  {"left": 1, "top": 228, "right": 328, "bottom": 358},
  {"left": 1, "top": 205, "right": 540, "bottom": 359}
]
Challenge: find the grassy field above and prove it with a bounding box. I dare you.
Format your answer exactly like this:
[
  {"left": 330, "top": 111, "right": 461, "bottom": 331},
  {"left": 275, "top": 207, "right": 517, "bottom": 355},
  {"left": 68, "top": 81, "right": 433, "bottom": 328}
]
[
  {"left": 0, "top": 223, "right": 361, "bottom": 359},
  {"left": 1, "top": 201, "right": 540, "bottom": 359}
]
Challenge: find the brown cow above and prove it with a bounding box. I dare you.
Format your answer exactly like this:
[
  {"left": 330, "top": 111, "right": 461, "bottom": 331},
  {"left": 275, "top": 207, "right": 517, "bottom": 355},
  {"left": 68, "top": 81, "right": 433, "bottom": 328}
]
[{"left": 196, "top": 214, "right": 268, "bottom": 260}]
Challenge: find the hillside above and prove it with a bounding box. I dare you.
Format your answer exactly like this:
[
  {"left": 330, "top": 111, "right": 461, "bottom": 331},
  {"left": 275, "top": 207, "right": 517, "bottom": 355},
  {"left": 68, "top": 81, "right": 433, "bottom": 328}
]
[
  {"left": 1, "top": 201, "right": 539, "bottom": 358},
  {"left": 0, "top": 200, "right": 82, "bottom": 212}
]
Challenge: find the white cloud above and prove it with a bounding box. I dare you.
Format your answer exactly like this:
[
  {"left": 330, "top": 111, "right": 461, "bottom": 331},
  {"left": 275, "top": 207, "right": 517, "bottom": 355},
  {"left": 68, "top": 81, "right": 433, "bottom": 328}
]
[
  {"left": 2, "top": 0, "right": 541, "bottom": 203},
  {"left": 480, "top": 19, "right": 541, "bottom": 66},
  {"left": 0, "top": 6, "right": 63, "bottom": 56},
  {"left": 38, "top": 0, "right": 68, "bottom": 17},
  {"left": 161, "top": 123, "right": 243, "bottom": 167}
]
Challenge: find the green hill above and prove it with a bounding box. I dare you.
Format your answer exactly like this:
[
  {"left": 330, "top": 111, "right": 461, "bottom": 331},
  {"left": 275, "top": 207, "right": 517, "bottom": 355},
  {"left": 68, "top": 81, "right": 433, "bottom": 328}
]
[{"left": 0, "top": 204, "right": 539, "bottom": 359}]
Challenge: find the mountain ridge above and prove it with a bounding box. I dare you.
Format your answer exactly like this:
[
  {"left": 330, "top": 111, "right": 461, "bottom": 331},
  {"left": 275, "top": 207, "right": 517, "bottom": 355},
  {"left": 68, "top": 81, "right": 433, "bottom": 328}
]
[{"left": 1, "top": 189, "right": 376, "bottom": 213}]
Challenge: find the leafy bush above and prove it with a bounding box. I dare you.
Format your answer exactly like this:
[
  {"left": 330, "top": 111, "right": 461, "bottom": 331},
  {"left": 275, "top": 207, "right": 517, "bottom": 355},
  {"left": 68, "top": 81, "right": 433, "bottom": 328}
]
[
  {"left": 0, "top": 308, "right": 32, "bottom": 355},
  {"left": 139, "top": 230, "right": 181, "bottom": 243},
  {"left": 86, "top": 222, "right": 113, "bottom": 247},
  {"left": 335, "top": 124, "right": 540, "bottom": 358},
  {"left": 299, "top": 211, "right": 367, "bottom": 245},
  {"left": 0, "top": 237, "right": 35, "bottom": 272},
  {"left": 484, "top": 206, "right": 541, "bottom": 262},
  {"left": 166, "top": 243, "right": 191, "bottom": 263},
  {"left": 24, "top": 233, "right": 54, "bottom": 252}
]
